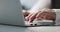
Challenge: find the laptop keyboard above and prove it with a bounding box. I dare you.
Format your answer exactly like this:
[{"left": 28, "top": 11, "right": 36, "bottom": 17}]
[{"left": 25, "top": 19, "right": 54, "bottom": 26}]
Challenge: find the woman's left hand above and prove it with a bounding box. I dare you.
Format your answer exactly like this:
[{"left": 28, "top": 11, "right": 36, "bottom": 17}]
[{"left": 36, "top": 8, "right": 56, "bottom": 20}]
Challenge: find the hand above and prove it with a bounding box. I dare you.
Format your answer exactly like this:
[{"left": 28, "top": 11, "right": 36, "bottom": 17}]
[
  {"left": 25, "top": 11, "right": 42, "bottom": 23},
  {"left": 25, "top": 8, "right": 56, "bottom": 23},
  {"left": 22, "top": 10, "right": 37, "bottom": 22},
  {"left": 25, "top": 13, "right": 37, "bottom": 23},
  {"left": 36, "top": 8, "right": 56, "bottom": 20}
]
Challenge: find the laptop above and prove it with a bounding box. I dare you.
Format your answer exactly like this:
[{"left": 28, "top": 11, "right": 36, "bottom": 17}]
[
  {"left": 0, "top": 0, "right": 26, "bottom": 26},
  {"left": 0, "top": 0, "right": 55, "bottom": 26}
]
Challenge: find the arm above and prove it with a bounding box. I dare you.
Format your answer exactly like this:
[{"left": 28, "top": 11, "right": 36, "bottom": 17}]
[{"left": 29, "top": 0, "right": 51, "bottom": 13}]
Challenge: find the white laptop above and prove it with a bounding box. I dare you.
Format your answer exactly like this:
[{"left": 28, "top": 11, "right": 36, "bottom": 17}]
[{"left": 0, "top": 0, "right": 55, "bottom": 26}]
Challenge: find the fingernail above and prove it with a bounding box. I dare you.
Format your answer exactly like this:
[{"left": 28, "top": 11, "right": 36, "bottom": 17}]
[{"left": 25, "top": 17, "right": 29, "bottom": 21}]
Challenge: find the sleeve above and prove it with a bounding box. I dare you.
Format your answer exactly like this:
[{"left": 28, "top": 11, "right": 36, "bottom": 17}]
[
  {"left": 28, "top": 0, "right": 51, "bottom": 13},
  {"left": 53, "top": 9, "right": 60, "bottom": 25}
]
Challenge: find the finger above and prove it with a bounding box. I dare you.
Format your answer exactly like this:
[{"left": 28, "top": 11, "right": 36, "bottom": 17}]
[
  {"left": 36, "top": 11, "right": 44, "bottom": 18},
  {"left": 36, "top": 11, "right": 49, "bottom": 19},
  {"left": 29, "top": 13, "right": 37, "bottom": 22},
  {"left": 36, "top": 13, "right": 46, "bottom": 19},
  {"left": 29, "top": 19, "right": 34, "bottom": 23},
  {"left": 25, "top": 14, "right": 33, "bottom": 21},
  {"left": 36, "top": 8, "right": 48, "bottom": 18}
]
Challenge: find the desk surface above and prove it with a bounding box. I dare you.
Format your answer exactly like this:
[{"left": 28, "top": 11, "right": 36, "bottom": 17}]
[{"left": 0, "top": 25, "right": 60, "bottom": 32}]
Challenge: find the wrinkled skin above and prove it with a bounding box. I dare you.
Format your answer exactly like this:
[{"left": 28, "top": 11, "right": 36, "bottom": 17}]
[
  {"left": 22, "top": 8, "right": 56, "bottom": 23},
  {"left": 36, "top": 8, "right": 56, "bottom": 21}
]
